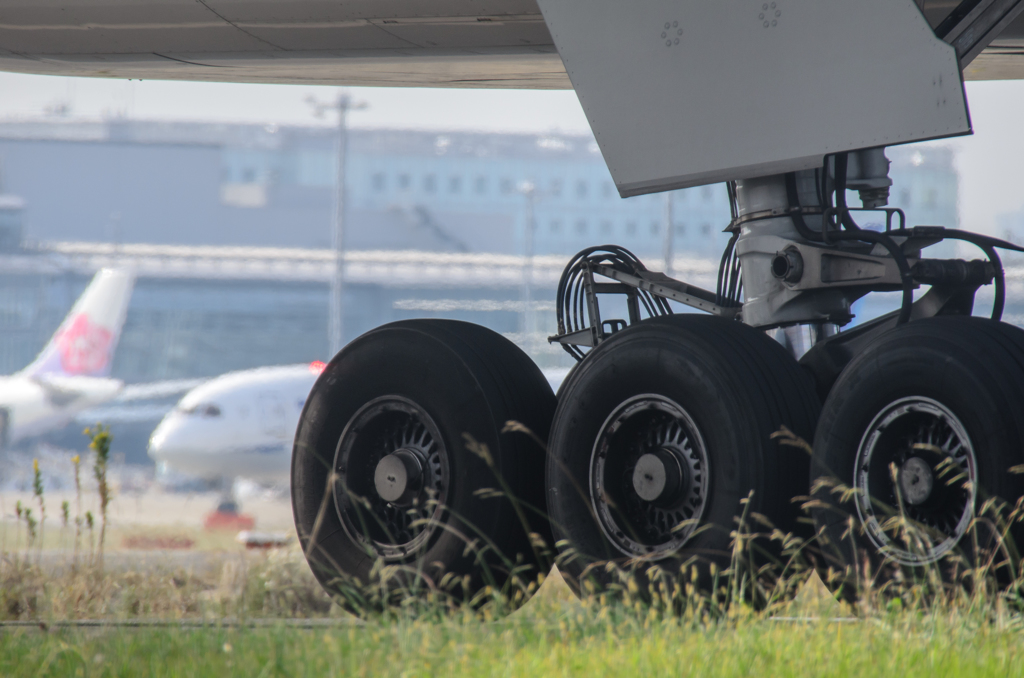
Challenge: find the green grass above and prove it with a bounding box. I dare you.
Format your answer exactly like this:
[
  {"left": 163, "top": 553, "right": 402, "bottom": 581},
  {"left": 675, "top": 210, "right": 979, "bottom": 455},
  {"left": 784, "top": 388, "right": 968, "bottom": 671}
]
[
  {"left": 2, "top": 607, "right": 1023, "bottom": 677},
  {"left": 6, "top": 443, "right": 1024, "bottom": 675}
]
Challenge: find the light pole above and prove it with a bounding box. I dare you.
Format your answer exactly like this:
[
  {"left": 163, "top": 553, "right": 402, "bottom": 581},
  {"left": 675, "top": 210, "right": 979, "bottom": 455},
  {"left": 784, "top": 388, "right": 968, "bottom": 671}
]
[
  {"left": 308, "top": 90, "right": 367, "bottom": 356},
  {"left": 517, "top": 180, "right": 537, "bottom": 352}
]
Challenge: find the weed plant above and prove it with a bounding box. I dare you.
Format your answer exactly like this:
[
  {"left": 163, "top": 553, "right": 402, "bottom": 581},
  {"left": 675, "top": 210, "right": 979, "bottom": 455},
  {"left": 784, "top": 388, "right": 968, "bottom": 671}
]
[
  {"left": 4, "top": 423, "right": 1024, "bottom": 634},
  {"left": 298, "top": 423, "right": 1024, "bottom": 628}
]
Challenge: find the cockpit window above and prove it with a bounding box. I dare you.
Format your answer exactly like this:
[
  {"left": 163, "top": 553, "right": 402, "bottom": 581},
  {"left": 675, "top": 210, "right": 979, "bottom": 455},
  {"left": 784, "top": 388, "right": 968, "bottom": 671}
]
[{"left": 180, "top": 403, "right": 222, "bottom": 417}]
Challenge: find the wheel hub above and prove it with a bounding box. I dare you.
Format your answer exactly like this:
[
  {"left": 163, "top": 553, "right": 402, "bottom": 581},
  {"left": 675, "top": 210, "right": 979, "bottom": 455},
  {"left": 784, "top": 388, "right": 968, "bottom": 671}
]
[
  {"left": 374, "top": 448, "right": 424, "bottom": 505},
  {"left": 632, "top": 449, "right": 687, "bottom": 506},
  {"left": 898, "top": 456, "right": 934, "bottom": 506},
  {"left": 333, "top": 396, "right": 449, "bottom": 561},
  {"left": 854, "top": 396, "right": 976, "bottom": 565},
  {"left": 591, "top": 394, "right": 710, "bottom": 559}
]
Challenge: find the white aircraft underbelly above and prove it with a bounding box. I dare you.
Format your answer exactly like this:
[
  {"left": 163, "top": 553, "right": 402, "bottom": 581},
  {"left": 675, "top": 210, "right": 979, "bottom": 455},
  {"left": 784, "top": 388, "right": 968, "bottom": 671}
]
[{"left": 0, "top": 1, "right": 1021, "bottom": 86}]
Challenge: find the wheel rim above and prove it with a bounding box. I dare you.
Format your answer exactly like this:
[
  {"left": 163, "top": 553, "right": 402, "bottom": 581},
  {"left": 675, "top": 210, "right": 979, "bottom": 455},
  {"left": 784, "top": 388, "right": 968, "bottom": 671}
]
[
  {"left": 590, "top": 394, "right": 710, "bottom": 559},
  {"left": 333, "top": 396, "right": 449, "bottom": 561},
  {"left": 853, "top": 396, "right": 977, "bottom": 566}
]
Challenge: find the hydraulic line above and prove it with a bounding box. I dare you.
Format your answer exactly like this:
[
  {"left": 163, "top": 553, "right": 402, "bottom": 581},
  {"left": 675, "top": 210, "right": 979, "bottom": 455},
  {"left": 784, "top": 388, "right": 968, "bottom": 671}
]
[{"left": 554, "top": 245, "right": 673, "bottom": 361}]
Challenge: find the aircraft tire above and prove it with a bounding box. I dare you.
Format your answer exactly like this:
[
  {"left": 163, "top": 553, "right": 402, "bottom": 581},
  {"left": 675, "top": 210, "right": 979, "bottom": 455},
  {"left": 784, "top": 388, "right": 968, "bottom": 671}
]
[
  {"left": 810, "top": 316, "right": 1024, "bottom": 600},
  {"left": 546, "top": 314, "right": 820, "bottom": 600},
  {"left": 291, "top": 319, "right": 555, "bottom": 614}
]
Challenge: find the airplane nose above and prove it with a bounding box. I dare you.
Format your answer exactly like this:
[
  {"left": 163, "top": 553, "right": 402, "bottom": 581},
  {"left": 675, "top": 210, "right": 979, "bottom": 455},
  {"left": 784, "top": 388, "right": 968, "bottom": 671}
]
[{"left": 148, "top": 415, "right": 186, "bottom": 461}]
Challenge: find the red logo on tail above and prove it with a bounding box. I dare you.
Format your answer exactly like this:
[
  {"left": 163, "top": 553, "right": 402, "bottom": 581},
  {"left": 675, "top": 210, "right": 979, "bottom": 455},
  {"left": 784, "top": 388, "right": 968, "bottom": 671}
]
[{"left": 56, "top": 315, "right": 113, "bottom": 375}]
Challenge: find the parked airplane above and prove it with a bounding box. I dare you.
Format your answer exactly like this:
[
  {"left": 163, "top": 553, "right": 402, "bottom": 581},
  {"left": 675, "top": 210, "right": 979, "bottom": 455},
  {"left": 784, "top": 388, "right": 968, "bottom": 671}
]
[
  {"left": 148, "top": 363, "right": 568, "bottom": 487},
  {"left": 147, "top": 362, "right": 327, "bottom": 486},
  {"left": 0, "top": 268, "right": 134, "bottom": 448}
]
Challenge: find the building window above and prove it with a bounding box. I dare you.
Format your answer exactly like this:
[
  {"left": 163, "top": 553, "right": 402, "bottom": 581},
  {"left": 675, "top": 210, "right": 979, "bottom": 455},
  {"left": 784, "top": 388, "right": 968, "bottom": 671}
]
[
  {"left": 449, "top": 176, "right": 462, "bottom": 194},
  {"left": 602, "top": 182, "right": 614, "bottom": 198},
  {"left": 576, "top": 181, "right": 588, "bottom": 199},
  {"left": 626, "top": 221, "right": 637, "bottom": 235},
  {"left": 600, "top": 220, "right": 612, "bottom": 235},
  {"left": 701, "top": 223, "right": 711, "bottom": 236},
  {"left": 424, "top": 174, "right": 436, "bottom": 193},
  {"left": 676, "top": 223, "right": 687, "bottom": 236},
  {"left": 501, "top": 178, "right": 514, "bottom": 195},
  {"left": 475, "top": 176, "right": 487, "bottom": 194},
  {"left": 650, "top": 221, "right": 660, "bottom": 236},
  {"left": 575, "top": 219, "right": 588, "bottom": 235},
  {"left": 550, "top": 220, "right": 561, "bottom": 233},
  {"left": 372, "top": 173, "right": 386, "bottom": 191},
  {"left": 398, "top": 174, "right": 411, "bottom": 190},
  {"left": 925, "top": 188, "right": 938, "bottom": 209},
  {"left": 549, "top": 179, "right": 563, "bottom": 197},
  {"left": 701, "top": 186, "right": 713, "bottom": 202}
]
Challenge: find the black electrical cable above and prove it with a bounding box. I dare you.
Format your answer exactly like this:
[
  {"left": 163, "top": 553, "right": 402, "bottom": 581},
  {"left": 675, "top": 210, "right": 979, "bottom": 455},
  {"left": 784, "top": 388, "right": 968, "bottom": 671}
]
[
  {"left": 726, "top": 181, "right": 739, "bottom": 221},
  {"left": 833, "top": 153, "right": 862, "bottom": 232},
  {"left": 794, "top": 157, "right": 914, "bottom": 323},
  {"left": 785, "top": 172, "right": 823, "bottom": 242},
  {"left": 715, "top": 181, "right": 745, "bottom": 308},
  {"left": 886, "top": 226, "right": 1022, "bottom": 322},
  {"left": 554, "top": 245, "right": 674, "bottom": 361},
  {"left": 810, "top": 152, "right": 1016, "bottom": 324},
  {"left": 717, "top": 233, "right": 737, "bottom": 306},
  {"left": 821, "top": 153, "right": 915, "bottom": 324}
]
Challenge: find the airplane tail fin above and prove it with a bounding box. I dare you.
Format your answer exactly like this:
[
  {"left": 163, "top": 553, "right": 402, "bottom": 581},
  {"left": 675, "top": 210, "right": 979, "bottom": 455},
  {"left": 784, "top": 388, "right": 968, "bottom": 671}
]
[{"left": 20, "top": 269, "right": 135, "bottom": 379}]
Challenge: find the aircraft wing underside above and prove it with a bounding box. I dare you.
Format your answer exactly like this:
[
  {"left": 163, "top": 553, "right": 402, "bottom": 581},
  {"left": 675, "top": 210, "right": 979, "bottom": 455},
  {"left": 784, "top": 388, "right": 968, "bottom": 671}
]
[{"left": 0, "top": 1, "right": 1021, "bottom": 88}]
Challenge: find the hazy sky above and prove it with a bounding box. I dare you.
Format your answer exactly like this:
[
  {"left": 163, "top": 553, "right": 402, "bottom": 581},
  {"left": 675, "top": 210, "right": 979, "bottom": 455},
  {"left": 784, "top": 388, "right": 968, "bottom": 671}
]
[{"left": 0, "top": 71, "right": 1022, "bottom": 237}]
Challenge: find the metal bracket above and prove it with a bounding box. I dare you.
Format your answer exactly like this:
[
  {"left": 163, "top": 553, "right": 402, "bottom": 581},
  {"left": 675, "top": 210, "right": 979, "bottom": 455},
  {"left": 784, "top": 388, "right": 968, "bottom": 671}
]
[
  {"left": 589, "top": 265, "right": 740, "bottom": 318},
  {"left": 937, "top": 0, "right": 1024, "bottom": 69},
  {"left": 548, "top": 260, "right": 739, "bottom": 351},
  {"left": 800, "top": 267, "right": 993, "bottom": 400}
]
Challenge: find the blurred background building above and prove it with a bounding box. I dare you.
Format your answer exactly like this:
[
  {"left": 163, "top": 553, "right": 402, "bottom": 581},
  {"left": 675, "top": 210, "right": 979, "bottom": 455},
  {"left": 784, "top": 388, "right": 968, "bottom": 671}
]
[{"left": 0, "top": 119, "right": 966, "bottom": 466}]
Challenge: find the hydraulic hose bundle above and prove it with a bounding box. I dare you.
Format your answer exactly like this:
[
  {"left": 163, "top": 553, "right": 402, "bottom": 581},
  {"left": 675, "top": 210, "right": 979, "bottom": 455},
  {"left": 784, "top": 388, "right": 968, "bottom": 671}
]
[{"left": 554, "top": 245, "right": 673, "bottom": 360}]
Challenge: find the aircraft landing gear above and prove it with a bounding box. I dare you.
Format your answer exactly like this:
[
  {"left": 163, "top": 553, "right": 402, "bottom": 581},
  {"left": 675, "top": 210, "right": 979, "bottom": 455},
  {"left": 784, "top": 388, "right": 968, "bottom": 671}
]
[{"left": 292, "top": 151, "right": 1024, "bottom": 612}]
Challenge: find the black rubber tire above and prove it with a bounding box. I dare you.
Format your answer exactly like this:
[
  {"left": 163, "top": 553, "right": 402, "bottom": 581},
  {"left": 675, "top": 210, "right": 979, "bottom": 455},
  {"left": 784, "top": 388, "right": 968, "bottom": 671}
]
[
  {"left": 292, "top": 319, "right": 556, "bottom": 613},
  {"left": 811, "top": 317, "right": 1024, "bottom": 599},
  {"left": 546, "top": 314, "right": 820, "bottom": 597}
]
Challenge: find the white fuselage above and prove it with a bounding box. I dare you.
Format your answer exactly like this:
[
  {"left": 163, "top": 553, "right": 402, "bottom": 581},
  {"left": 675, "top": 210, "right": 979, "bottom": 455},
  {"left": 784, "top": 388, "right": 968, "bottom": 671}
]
[
  {"left": 148, "top": 364, "right": 568, "bottom": 485},
  {"left": 148, "top": 365, "right": 321, "bottom": 484},
  {"left": 0, "top": 375, "right": 123, "bottom": 445}
]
